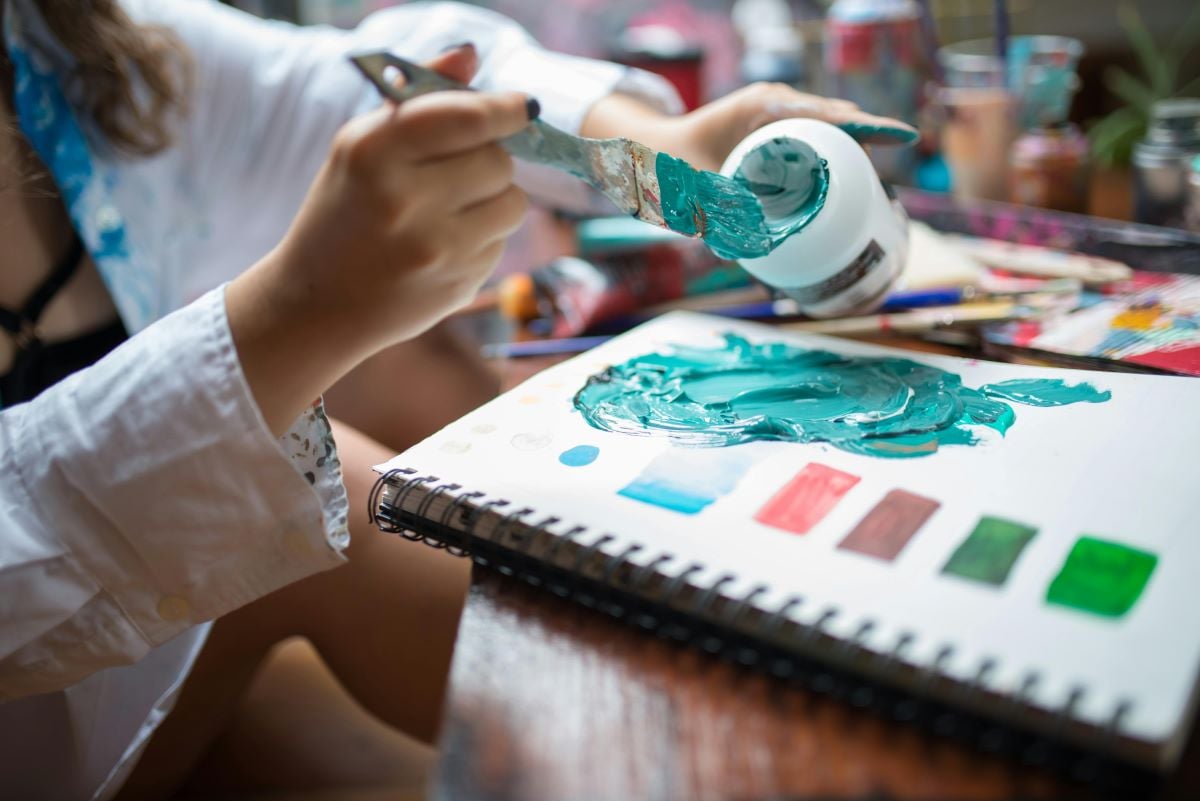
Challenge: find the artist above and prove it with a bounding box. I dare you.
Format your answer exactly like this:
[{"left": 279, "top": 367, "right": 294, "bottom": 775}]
[{"left": 0, "top": 1, "right": 912, "bottom": 798}]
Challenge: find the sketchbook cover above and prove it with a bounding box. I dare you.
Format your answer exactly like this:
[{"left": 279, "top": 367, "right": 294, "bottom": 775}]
[{"left": 375, "top": 311, "right": 1200, "bottom": 767}]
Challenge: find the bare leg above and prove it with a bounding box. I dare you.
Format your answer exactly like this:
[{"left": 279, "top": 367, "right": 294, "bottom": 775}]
[
  {"left": 323, "top": 319, "right": 500, "bottom": 451},
  {"left": 115, "top": 421, "right": 470, "bottom": 801}
]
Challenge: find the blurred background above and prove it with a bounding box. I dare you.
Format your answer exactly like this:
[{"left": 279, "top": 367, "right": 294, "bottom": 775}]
[{"left": 223, "top": 0, "right": 1200, "bottom": 226}]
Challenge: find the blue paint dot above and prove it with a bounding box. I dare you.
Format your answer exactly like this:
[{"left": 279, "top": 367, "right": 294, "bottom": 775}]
[{"left": 559, "top": 445, "right": 599, "bottom": 467}]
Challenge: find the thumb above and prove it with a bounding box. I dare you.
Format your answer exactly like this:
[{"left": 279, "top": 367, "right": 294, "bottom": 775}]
[{"left": 423, "top": 42, "right": 479, "bottom": 86}]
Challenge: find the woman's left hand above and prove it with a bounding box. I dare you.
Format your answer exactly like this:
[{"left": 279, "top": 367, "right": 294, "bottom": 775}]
[{"left": 583, "top": 82, "right": 918, "bottom": 173}]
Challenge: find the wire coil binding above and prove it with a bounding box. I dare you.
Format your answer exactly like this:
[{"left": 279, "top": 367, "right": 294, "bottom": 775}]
[{"left": 367, "top": 469, "right": 1153, "bottom": 791}]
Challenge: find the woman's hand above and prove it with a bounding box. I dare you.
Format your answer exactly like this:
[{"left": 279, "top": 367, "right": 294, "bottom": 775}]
[
  {"left": 227, "top": 46, "right": 532, "bottom": 436},
  {"left": 583, "top": 83, "right": 918, "bottom": 172}
]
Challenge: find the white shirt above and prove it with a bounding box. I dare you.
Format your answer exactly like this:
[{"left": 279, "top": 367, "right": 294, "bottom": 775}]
[{"left": 0, "top": 1, "right": 679, "bottom": 798}]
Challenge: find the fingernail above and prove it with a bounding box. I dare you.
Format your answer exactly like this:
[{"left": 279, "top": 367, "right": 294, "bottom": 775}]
[
  {"left": 525, "top": 96, "right": 541, "bottom": 121},
  {"left": 439, "top": 41, "right": 476, "bottom": 54}
]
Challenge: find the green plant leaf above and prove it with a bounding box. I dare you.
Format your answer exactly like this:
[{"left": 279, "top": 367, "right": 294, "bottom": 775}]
[
  {"left": 1087, "top": 107, "right": 1145, "bottom": 168},
  {"left": 1165, "top": 4, "right": 1200, "bottom": 87},
  {"left": 1175, "top": 74, "right": 1200, "bottom": 99},
  {"left": 1118, "top": 3, "right": 1171, "bottom": 97},
  {"left": 1104, "top": 67, "right": 1156, "bottom": 112}
]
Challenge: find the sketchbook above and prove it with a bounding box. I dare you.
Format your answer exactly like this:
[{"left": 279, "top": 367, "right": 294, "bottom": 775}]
[{"left": 372, "top": 311, "right": 1200, "bottom": 777}]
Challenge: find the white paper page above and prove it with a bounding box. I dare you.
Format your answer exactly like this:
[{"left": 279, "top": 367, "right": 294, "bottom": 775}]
[{"left": 377, "top": 312, "right": 1200, "bottom": 755}]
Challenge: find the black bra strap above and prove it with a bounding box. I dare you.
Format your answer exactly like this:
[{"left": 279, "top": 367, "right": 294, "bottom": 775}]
[{"left": 0, "top": 231, "right": 86, "bottom": 337}]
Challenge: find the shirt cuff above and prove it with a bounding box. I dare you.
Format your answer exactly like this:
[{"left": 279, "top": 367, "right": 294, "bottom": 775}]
[{"left": 2, "top": 286, "right": 348, "bottom": 695}]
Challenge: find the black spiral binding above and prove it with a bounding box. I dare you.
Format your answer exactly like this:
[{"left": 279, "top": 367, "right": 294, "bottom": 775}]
[{"left": 370, "top": 470, "right": 1160, "bottom": 796}]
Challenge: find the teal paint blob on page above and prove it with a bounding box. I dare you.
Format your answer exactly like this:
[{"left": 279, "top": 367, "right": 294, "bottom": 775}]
[
  {"left": 1046, "top": 536, "right": 1157, "bottom": 618},
  {"left": 573, "top": 334, "right": 1112, "bottom": 458},
  {"left": 558, "top": 445, "right": 600, "bottom": 467},
  {"left": 981, "top": 379, "right": 1112, "bottom": 407},
  {"left": 618, "top": 448, "right": 756, "bottom": 515},
  {"left": 942, "top": 516, "right": 1038, "bottom": 586}
]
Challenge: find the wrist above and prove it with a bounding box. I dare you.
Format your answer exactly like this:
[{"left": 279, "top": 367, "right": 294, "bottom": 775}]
[{"left": 225, "top": 252, "right": 363, "bottom": 437}]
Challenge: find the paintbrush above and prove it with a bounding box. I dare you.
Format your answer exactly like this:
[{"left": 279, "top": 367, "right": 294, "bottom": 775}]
[{"left": 350, "top": 51, "right": 772, "bottom": 260}]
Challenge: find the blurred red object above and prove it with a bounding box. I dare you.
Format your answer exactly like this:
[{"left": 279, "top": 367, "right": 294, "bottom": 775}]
[{"left": 612, "top": 24, "right": 705, "bottom": 111}]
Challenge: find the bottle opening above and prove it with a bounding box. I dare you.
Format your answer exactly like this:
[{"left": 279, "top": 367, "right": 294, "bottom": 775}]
[{"left": 733, "top": 136, "right": 829, "bottom": 237}]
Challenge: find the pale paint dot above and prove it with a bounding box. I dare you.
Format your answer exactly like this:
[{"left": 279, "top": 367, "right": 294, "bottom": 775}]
[
  {"left": 518, "top": 395, "right": 541, "bottom": 405},
  {"left": 440, "top": 440, "right": 472, "bottom": 454},
  {"left": 157, "top": 595, "right": 192, "bottom": 623},
  {"left": 511, "top": 430, "right": 554, "bottom": 451},
  {"left": 471, "top": 423, "right": 497, "bottom": 434}
]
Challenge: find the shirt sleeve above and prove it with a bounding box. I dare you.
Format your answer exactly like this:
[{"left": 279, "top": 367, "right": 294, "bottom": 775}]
[
  {"left": 0, "top": 286, "right": 349, "bottom": 700},
  {"left": 126, "top": 0, "right": 683, "bottom": 232}
]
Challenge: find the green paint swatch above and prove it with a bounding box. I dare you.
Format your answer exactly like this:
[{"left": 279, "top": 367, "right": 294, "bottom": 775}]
[
  {"left": 1046, "top": 536, "right": 1157, "bottom": 618},
  {"left": 943, "top": 516, "right": 1037, "bottom": 586}
]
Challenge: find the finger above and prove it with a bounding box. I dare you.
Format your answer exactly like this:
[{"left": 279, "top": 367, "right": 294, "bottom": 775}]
[
  {"left": 416, "top": 142, "right": 515, "bottom": 211},
  {"left": 452, "top": 184, "right": 528, "bottom": 246},
  {"left": 423, "top": 42, "right": 479, "bottom": 85},
  {"left": 391, "top": 90, "right": 535, "bottom": 160},
  {"left": 821, "top": 109, "right": 920, "bottom": 145}
]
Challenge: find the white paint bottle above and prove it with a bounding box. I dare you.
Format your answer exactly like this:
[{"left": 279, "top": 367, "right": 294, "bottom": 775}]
[{"left": 719, "top": 118, "right": 909, "bottom": 318}]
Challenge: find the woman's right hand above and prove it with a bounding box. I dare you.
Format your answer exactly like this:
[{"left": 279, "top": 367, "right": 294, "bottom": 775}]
[{"left": 227, "top": 46, "right": 532, "bottom": 436}]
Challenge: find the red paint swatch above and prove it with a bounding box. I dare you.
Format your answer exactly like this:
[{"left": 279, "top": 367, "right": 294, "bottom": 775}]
[
  {"left": 838, "top": 489, "right": 941, "bottom": 561},
  {"left": 754, "top": 463, "right": 860, "bottom": 534}
]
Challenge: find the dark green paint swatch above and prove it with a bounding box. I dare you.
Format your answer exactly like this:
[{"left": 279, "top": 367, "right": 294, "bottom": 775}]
[
  {"left": 942, "top": 516, "right": 1037, "bottom": 586},
  {"left": 1046, "top": 536, "right": 1157, "bottom": 618}
]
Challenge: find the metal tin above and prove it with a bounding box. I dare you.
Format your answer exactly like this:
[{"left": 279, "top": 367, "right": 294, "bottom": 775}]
[
  {"left": 1009, "top": 123, "right": 1089, "bottom": 213},
  {"left": 1187, "top": 153, "right": 1200, "bottom": 233},
  {"left": 1133, "top": 98, "right": 1200, "bottom": 228}
]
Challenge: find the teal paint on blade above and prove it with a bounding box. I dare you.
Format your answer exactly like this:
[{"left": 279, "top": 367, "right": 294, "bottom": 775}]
[
  {"left": 981, "top": 378, "right": 1112, "bottom": 407},
  {"left": 654, "top": 152, "right": 773, "bottom": 260},
  {"left": 573, "top": 334, "right": 1112, "bottom": 458}
]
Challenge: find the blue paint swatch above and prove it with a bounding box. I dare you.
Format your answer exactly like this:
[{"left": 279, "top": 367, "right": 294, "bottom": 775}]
[
  {"left": 618, "top": 448, "right": 756, "bottom": 515},
  {"left": 559, "top": 445, "right": 600, "bottom": 467}
]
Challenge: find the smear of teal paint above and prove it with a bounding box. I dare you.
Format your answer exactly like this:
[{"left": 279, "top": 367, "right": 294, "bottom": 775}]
[
  {"left": 573, "top": 334, "right": 1111, "bottom": 458},
  {"left": 654, "top": 136, "right": 830, "bottom": 262},
  {"left": 981, "top": 378, "right": 1112, "bottom": 407},
  {"left": 837, "top": 122, "right": 920, "bottom": 145},
  {"left": 655, "top": 152, "right": 772, "bottom": 260},
  {"left": 558, "top": 444, "right": 599, "bottom": 467}
]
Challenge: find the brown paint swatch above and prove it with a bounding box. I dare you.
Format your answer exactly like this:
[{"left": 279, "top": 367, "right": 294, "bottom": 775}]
[{"left": 838, "top": 489, "right": 941, "bottom": 561}]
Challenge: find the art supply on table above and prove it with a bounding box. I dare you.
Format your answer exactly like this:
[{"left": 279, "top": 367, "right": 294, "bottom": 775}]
[
  {"left": 483, "top": 295, "right": 1054, "bottom": 358},
  {"left": 984, "top": 270, "right": 1200, "bottom": 376},
  {"left": 947, "top": 236, "right": 1133, "bottom": 286},
  {"left": 823, "top": 0, "right": 921, "bottom": 181},
  {"left": 1132, "top": 98, "right": 1200, "bottom": 229},
  {"left": 718, "top": 118, "right": 910, "bottom": 318},
  {"left": 1189, "top": 154, "right": 1200, "bottom": 233},
  {"left": 1008, "top": 122, "right": 1089, "bottom": 213},
  {"left": 935, "top": 86, "right": 1017, "bottom": 202},
  {"left": 498, "top": 249, "right": 750, "bottom": 338},
  {"left": 375, "top": 310, "right": 1200, "bottom": 777},
  {"left": 351, "top": 52, "right": 773, "bottom": 260}
]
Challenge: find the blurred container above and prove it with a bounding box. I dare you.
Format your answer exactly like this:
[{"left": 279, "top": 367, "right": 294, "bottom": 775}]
[
  {"left": 1188, "top": 154, "right": 1200, "bottom": 233},
  {"left": 733, "top": 0, "right": 806, "bottom": 88},
  {"left": 824, "top": 0, "right": 922, "bottom": 182},
  {"left": 1009, "top": 123, "right": 1089, "bottom": 213},
  {"left": 613, "top": 25, "right": 705, "bottom": 111},
  {"left": 1133, "top": 98, "right": 1200, "bottom": 229},
  {"left": 938, "top": 35, "right": 1083, "bottom": 129},
  {"left": 938, "top": 87, "right": 1017, "bottom": 201}
]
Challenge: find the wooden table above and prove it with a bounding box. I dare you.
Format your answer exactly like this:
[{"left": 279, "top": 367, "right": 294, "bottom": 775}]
[{"left": 424, "top": 342, "right": 1200, "bottom": 801}]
